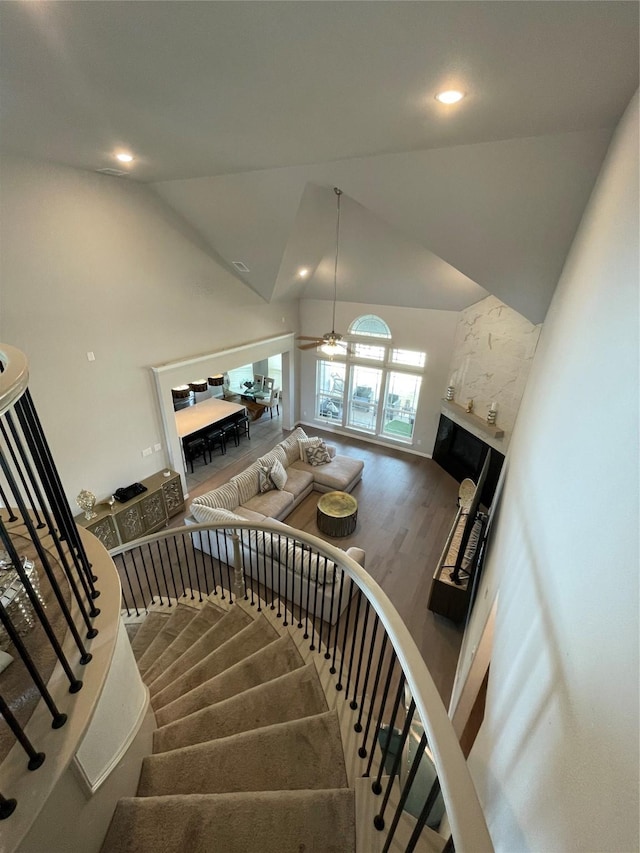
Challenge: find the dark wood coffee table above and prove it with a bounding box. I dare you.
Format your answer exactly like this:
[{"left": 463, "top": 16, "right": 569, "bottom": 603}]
[{"left": 316, "top": 491, "right": 358, "bottom": 538}]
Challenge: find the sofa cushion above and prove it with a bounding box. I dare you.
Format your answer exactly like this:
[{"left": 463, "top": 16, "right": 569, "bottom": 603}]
[
  {"left": 190, "top": 505, "right": 245, "bottom": 526},
  {"left": 278, "top": 426, "right": 308, "bottom": 466},
  {"left": 244, "top": 488, "right": 295, "bottom": 519},
  {"left": 191, "top": 481, "right": 240, "bottom": 512},
  {"left": 291, "top": 454, "right": 364, "bottom": 491},
  {"left": 257, "top": 445, "right": 287, "bottom": 470},
  {"left": 278, "top": 539, "right": 336, "bottom": 585},
  {"left": 280, "top": 465, "right": 314, "bottom": 498},
  {"left": 231, "top": 462, "right": 262, "bottom": 505},
  {"left": 232, "top": 506, "right": 267, "bottom": 523}
]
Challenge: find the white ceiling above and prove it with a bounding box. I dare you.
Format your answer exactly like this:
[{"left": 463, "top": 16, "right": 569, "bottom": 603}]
[{"left": 1, "top": 1, "right": 637, "bottom": 323}]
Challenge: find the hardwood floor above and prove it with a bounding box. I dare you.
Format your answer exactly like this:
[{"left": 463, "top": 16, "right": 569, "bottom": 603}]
[{"left": 175, "top": 418, "right": 464, "bottom": 706}]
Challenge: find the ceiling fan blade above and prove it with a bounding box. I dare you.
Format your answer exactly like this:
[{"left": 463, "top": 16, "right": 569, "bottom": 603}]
[
  {"left": 296, "top": 335, "right": 323, "bottom": 341},
  {"left": 297, "top": 342, "right": 321, "bottom": 350}
]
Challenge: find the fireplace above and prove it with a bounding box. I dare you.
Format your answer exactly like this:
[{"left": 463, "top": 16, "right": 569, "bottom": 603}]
[{"left": 433, "top": 415, "right": 504, "bottom": 506}]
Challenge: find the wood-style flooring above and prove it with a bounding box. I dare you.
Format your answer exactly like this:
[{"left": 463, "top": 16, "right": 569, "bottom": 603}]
[{"left": 176, "top": 415, "right": 464, "bottom": 706}]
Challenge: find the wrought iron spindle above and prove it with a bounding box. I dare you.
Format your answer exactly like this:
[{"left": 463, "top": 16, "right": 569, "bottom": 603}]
[
  {"left": 0, "top": 484, "right": 18, "bottom": 521},
  {"left": 129, "top": 549, "right": 148, "bottom": 613},
  {"left": 336, "top": 578, "right": 355, "bottom": 691},
  {"left": 0, "top": 694, "right": 45, "bottom": 770},
  {"left": 330, "top": 573, "right": 346, "bottom": 673},
  {"left": 0, "top": 419, "right": 45, "bottom": 529},
  {"left": 374, "top": 697, "right": 416, "bottom": 831},
  {"left": 354, "top": 612, "right": 380, "bottom": 732},
  {"left": 358, "top": 633, "right": 389, "bottom": 758},
  {"left": 170, "top": 537, "right": 188, "bottom": 598},
  {"left": 155, "top": 540, "right": 172, "bottom": 605},
  {"left": 365, "top": 651, "right": 398, "bottom": 777},
  {"left": 344, "top": 589, "right": 363, "bottom": 698},
  {"left": 0, "top": 792, "right": 17, "bottom": 820},
  {"left": 141, "top": 545, "right": 161, "bottom": 605},
  {"left": 324, "top": 566, "right": 338, "bottom": 660},
  {"left": 0, "top": 600, "right": 67, "bottom": 727},
  {"left": 405, "top": 775, "right": 442, "bottom": 853},
  {"left": 349, "top": 598, "right": 371, "bottom": 710},
  {"left": 381, "top": 732, "right": 428, "bottom": 853},
  {"left": 161, "top": 539, "right": 180, "bottom": 601},
  {"left": 372, "top": 673, "right": 406, "bottom": 794}
]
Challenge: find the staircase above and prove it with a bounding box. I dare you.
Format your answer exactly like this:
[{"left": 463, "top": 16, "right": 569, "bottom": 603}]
[{"left": 101, "top": 595, "right": 356, "bottom": 853}]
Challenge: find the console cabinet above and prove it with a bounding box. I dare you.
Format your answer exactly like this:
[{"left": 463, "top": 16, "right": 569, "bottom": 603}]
[{"left": 75, "top": 470, "right": 184, "bottom": 550}]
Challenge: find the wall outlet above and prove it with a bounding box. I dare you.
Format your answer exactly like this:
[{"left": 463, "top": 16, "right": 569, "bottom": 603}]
[
  {"left": 153, "top": 443, "right": 162, "bottom": 452},
  {"left": 86, "top": 351, "right": 95, "bottom": 362},
  {"left": 142, "top": 447, "right": 152, "bottom": 457}
]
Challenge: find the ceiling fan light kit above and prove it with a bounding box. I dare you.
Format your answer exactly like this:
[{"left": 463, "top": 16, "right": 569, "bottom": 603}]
[{"left": 297, "top": 187, "right": 348, "bottom": 356}]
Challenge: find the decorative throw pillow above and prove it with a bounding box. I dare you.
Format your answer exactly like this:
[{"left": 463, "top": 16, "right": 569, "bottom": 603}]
[
  {"left": 258, "top": 464, "right": 276, "bottom": 493},
  {"left": 270, "top": 458, "right": 288, "bottom": 490},
  {"left": 305, "top": 440, "right": 332, "bottom": 466},
  {"left": 298, "top": 436, "right": 322, "bottom": 461}
]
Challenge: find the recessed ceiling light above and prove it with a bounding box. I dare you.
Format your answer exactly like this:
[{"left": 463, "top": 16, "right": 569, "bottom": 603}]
[
  {"left": 298, "top": 268, "right": 310, "bottom": 278},
  {"left": 435, "top": 90, "right": 465, "bottom": 105},
  {"left": 115, "top": 152, "right": 134, "bottom": 163}
]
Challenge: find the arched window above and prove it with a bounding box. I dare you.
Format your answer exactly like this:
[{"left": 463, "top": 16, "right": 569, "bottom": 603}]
[{"left": 348, "top": 314, "right": 391, "bottom": 339}]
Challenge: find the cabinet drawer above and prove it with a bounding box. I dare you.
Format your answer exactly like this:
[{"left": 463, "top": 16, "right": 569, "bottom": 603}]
[{"left": 86, "top": 516, "right": 119, "bottom": 550}]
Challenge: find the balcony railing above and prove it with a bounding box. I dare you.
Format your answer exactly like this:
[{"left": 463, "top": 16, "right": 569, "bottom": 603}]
[{"left": 112, "top": 521, "right": 493, "bottom": 853}]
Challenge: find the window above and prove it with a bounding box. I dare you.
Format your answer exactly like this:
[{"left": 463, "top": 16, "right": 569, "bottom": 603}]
[
  {"left": 312, "top": 315, "right": 427, "bottom": 445},
  {"left": 348, "top": 315, "right": 391, "bottom": 339}
]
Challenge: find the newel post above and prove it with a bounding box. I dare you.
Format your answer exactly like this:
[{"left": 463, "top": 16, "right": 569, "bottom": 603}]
[{"left": 230, "top": 530, "right": 246, "bottom": 600}]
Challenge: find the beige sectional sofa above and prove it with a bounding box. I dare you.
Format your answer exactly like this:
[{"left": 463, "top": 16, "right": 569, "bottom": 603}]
[{"left": 185, "top": 427, "right": 365, "bottom": 624}]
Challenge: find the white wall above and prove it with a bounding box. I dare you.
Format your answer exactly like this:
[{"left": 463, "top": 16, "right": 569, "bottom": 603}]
[
  {"left": 297, "top": 298, "right": 458, "bottom": 454},
  {"left": 466, "top": 93, "right": 639, "bottom": 851},
  {"left": 0, "top": 154, "right": 298, "bottom": 504}
]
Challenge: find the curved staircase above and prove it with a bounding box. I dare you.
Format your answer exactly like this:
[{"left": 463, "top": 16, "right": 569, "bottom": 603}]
[{"left": 101, "top": 597, "right": 356, "bottom": 853}]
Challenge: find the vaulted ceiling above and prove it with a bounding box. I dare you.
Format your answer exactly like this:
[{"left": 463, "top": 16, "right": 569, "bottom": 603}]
[{"left": 1, "top": 2, "right": 637, "bottom": 323}]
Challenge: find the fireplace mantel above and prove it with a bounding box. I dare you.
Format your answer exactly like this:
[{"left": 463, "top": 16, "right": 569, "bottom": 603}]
[{"left": 440, "top": 400, "right": 506, "bottom": 453}]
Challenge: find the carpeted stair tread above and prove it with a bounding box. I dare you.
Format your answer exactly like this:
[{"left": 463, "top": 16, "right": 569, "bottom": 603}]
[
  {"left": 151, "top": 615, "right": 278, "bottom": 710},
  {"left": 155, "top": 633, "right": 304, "bottom": 727},
  {"left": 136, "top": 604, "right": 199, "bottom": 677},
  {"left": 138, "top": 709, "right": 347, "bottom": 797},
  {"left": 129, "top": 612, "right": 171, "bottom": 661},
  {"left": 100, "top": 789, "right": 355, "bottom": 853},
  {"left": 148, "top": 605, "right": 252, "bottom": 696},
  {"left": 145, "top": 601, "right": 233, "bottom": 688},
  {"left": 153, "top": 661, "right": 327, "bottom": 753}
]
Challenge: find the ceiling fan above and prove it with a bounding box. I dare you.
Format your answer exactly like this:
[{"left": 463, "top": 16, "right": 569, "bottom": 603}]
[{"left": 297, "top": 187, "right": 351, "bottom": 356}]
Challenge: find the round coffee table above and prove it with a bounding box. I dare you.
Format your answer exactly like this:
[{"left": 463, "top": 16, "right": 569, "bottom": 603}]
[{"left": 316, "top": 491, "right": 358, "bottom": 538}]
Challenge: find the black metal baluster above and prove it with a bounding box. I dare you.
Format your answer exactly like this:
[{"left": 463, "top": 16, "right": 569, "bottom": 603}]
[
  {"left": 441, "top": 835, "right": 455, "bottom": 853},
  {"left": 372, "top": 673, "right": 406, "bottom": 795},
  {"left": 173, "top": 534, "right": 194, "bottom": 601},
  {"left": 138, "top": 546, "right": 156, "bottom": 604},
  {"left": 0, "top": 481, "right": 94, "bottom": 664},
  {"left": 129, "top": 548, "right": 148, "bottom": 612},
  {"left": 282, "top": 532, "right": 290, "bottom": 625},
  {"left": 355, "top": 613, "right": 380, "bottom": 732},
  {"left": 204, "top": 531, "right": 219, "bottom": 598},
  {"left": 344, "top": 589, "right": 363, "bottom": 698},
  {"left": 225, "top": 530, "right": 234, "bottom": 604},
  {"left": 404, "top": 776, "right": 442, "bottom": 853},
  {"left": 375, "top": 697, "right": 415, "bottom": 830},
  {"left": 269, "top": 539, "right": 276, "bottom": 610},
  {"left": 161, "top": 539, "right": 180, "bottom": 601},
  {"left": 0, "top": 694, "right": 45, "bottom": 770},
  {"left": 317, "top": 556, "right": 329, "bottom": 651},
  {"left": 0, "top": 600, "right": 67, "bottom": 726},
  {"left": 192, "top": 536, "right": 208, "bottom": 598},
  {"left": 155, "top": 540, "right": 172, "bottom": 606},
  {"left": 303, "top": 544, "right": 313, "bottom": 642},
  {"left": 0, "top": 522, "right": 85, "bottom": 686},
  {"left": 350, "top": 599, "right": 371, "bottom": 710},
  {"left": 0, "top": 418, "right": 45, "bottom": 527},
  {"left": 180, "top": 533, "right": 199, "bottom": 601},
  {"left": 17, "top": 392, "right": 98, "bottom": 590},
  {"left": 0, "top": 422, "right": 100, "bottom": 629},
  {"left": 115, "top": 554, "right": 134, "bottom": 616},
  {"left": 336, "top": 578, "right": 355, "bottom": 691},
  {"left": 141, "top": 545, "right": 161, "bottom": 605},
  {"left": 358, "top": 633, "right": 388, "bottom": 757},
  {"left": 381, "top": 732, "right": 428, "bottom": 853},
  {"left": 170, "top": 536, "right": 188, "bottom": 598},
  {"left": 0, "top": 792, "right": 17, "bottom": 820},
  {"left": 365, "top": 651, "right": 398, "bottom": 777},
  {"left": 324, "top": 565, "right": 338, "bottom": 660},
  {"left": 0, "top": 482, "right": 18, "bottom": 522},
  {"left": 330, "top": 572, "right": 346, "bottom": 673}
]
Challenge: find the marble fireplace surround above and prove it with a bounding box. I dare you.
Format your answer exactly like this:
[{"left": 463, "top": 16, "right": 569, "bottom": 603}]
[{"left": 446, "top": 295, "right": 543, "bottom": 450}]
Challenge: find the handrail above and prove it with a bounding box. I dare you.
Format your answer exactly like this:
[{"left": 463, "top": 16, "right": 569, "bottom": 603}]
[
  {"left": 112, "top": 520, "right": 493, "bottom": 853},
  {"left": 0, "top": 346, "right": 29, "bottom": 417}
]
